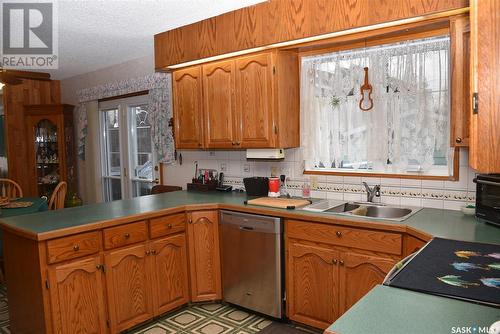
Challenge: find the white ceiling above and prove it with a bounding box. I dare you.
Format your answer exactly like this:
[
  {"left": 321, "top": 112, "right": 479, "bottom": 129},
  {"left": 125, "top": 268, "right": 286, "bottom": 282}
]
[{"left": 52, "top": 0, "right": 266, "bottom": 80}]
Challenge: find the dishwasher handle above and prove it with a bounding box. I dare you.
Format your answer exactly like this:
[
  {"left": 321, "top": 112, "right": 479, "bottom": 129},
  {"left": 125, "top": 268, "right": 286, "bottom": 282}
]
[{"left": 239, "top": 226, "right": 255, "bottom": 231}]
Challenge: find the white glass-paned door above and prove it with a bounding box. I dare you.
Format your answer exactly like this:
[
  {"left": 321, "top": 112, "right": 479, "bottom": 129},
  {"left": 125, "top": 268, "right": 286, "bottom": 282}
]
[
  {"left": 130, "top": 104, "right": 154, "bottom": 197},
  {"left": 102, "top": 108, "right": 122, "bottom": 201},
  {"left": 100, "top": 95, "right": 156, "bottom": 202}
]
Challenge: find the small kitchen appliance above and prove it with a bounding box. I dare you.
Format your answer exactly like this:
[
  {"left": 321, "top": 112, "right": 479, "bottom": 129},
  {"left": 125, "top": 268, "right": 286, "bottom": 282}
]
[
  {"left": 243, "top": 177, "right": 269, "bottom": 196},
  {"left": 473, "top": 174, "right": 500, "bottom": 226}
]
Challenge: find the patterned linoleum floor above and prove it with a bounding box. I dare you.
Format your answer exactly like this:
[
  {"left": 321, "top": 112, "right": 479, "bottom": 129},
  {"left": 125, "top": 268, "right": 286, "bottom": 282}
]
[
  {"left": 0, "top": 284, "right": 318, "bottom": 334},
  {"left": 127, "top": 303, "right": 274, "bottom": 334}
]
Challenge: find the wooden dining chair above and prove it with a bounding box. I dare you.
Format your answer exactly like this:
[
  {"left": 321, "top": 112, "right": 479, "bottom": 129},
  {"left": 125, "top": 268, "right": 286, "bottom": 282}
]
[
  {"left": 0, "top": 178, "right": 23, "bottom": 199},
  {"left": 48, "top": 181, "right": 67, "bottom": 210}
]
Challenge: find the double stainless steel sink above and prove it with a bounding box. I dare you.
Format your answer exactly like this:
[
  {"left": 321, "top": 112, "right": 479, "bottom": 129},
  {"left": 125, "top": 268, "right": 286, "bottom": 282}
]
[{"left": 301, "top": 199, "right": 421, "bottom": 221}]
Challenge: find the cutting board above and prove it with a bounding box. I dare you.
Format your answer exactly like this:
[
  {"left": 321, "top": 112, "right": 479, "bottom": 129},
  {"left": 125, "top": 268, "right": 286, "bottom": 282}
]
[{"left": 244, "top": 197, "right": 311, "bottom": 209}]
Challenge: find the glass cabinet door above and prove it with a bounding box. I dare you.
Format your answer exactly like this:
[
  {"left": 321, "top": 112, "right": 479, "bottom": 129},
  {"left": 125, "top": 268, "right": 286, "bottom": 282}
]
[{"left": 35, "top": 119, "right": 60, "bottom": 196}]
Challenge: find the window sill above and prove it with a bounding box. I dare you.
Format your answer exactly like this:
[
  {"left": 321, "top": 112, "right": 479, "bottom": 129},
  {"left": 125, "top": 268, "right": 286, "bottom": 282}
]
[{"left": 303, "top": 169, "right": 458, "bottom": 181}]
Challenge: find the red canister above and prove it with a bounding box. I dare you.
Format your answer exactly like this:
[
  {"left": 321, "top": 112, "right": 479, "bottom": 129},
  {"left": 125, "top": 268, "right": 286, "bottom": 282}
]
[{"left": 268, "top": 177, "right": 280, "bottom": 197}]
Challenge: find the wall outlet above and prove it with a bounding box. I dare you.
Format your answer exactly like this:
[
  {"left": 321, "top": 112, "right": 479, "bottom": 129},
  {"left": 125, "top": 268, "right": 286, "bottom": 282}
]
[
  {"left": 243, "top": 164, "right": 251, "bottom": 173},
  {"left": 219, "top": 163, "right": 227, "bottom": 172}
]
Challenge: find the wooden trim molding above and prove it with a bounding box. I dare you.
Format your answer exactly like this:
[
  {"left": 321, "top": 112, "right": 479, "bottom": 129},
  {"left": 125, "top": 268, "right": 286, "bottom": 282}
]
[{"left": 304, "top": 149, "right": 460, "bottom": 181}]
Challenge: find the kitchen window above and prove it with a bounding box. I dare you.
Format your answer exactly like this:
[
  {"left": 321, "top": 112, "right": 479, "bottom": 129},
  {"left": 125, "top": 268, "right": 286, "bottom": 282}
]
[
  {"left": 301, "top": 35, "right": 454, "bottom": 178},
  {"left": 100, "top": 95, "right": 156, "bottom": 202}
]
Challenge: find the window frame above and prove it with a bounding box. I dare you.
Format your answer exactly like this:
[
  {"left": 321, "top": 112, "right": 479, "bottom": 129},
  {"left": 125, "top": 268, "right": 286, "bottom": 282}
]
[{"left": 298, "top": 21, "right": 464, "bottom": 181}]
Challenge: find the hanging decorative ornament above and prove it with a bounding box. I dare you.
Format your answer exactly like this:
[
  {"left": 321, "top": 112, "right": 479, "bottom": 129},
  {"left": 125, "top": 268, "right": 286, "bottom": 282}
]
[{"left": 359, "top": 66, "right": 373, "bottom": 111}]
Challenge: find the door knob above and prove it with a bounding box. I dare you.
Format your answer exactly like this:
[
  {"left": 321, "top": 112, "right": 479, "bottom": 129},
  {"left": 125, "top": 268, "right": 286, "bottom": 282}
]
[
  {"left": 336, "top": 231, "right": 342, "bottom": 237},
  {"left": 455, "top": 137, "right": 462, "bottom": 144},
  {"left": 73, "top": 244, "right": 80, "bottom": 251},
  {"left": 167, "top": 224, "right": 172, "bottom": 229},
  {"left": 124, "top": 233, "right": 130, "bottom": 239},
  {"left": 339, "top": 260, "right": 345, "bottom": 266},
  {"left": 332, "top": 259, "right": 338, "bottom": 264}
]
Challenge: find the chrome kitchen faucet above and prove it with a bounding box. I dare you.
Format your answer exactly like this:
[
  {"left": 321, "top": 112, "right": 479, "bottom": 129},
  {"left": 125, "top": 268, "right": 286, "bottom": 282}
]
[{"left": 362, "top": 182, "right": 381, "bottom": 202}]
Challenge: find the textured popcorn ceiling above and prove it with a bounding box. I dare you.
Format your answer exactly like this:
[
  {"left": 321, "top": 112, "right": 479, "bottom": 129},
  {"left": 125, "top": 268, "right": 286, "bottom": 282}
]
[{"left": 51, "top": 0, "right": 266, "bottom": 79}]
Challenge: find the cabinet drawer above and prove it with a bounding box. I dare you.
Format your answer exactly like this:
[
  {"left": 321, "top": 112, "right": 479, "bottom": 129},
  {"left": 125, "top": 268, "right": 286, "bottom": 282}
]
[
  {"left": 150, "top": 213, "right": 186, "bottom": 239},
  {"left": 286, "top": 220, "right": 402, "bottom": 255},
  {"left": 47, "top": 231, "right": 100, "bottom": 264},
  {"left": 103, "top": 221, "right": 148, "bottom": 250}
]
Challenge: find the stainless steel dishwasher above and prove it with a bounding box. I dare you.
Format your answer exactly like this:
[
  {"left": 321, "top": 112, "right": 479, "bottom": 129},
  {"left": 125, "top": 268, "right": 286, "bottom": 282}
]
[{"left": 220, "top": 210, "right": 283, "bottom": 319}]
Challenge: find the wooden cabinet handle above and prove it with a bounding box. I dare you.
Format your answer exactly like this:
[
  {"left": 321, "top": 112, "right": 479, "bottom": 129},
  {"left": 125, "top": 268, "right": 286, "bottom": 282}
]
[
  {"left": 236, "top": 141, "right": 241, "bottom": 146},
  {"left": 124, "top": 233, "right": 130, "bottom": 239},
  {"left": 167, "top": 224, "right": 172, "bottom": 229},
  {"left": 188, "top": 218, "right": 192, "bottom": 224},
  {"left": 455, "top": 137, "right": 462, "bottom": 143},
  {"left": 339, "top": 260, "right": 345, "bottom": 266},
  {"left": 73, "top": 244, "right": 80, "bottom": 251},
  {"left": 151, "top": 249, "right": 157, "bottom": 255},
  {"left": 332, "top": 259, "right": 337, "bottom": 264},
  {"left": 336, "top": 231, "right": 342, "bottom": 237},
  {"left": 231, "top": 142, "right": 236, "bottom": 145},
  {"left": 145, "top": 250, "right": 151, "bottom": 255}
]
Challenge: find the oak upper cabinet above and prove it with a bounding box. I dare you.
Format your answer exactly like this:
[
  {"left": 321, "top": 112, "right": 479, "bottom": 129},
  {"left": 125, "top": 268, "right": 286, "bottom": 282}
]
[
  {"left": 450, "top": 15, "right": 470, "bottom": 147},
  {"left": 287, "top": 241, "right": 339, "bottom": 329},
  {"left": 202, "top": 60, "right": 237, "bottom": 148},
  {"left": 172, "top": 50, "right": 299, "bottom": 149},
  {"left": 173, "top": 66, "right": 204, "bottom": 149},
  {"left": 151, "top": 234, "right": 190, "bottom": 314},
  {"left": 338, "top": 252, "right": 395, "bottom": 315},
  {"left": 469, "top": 0, "right": 500, "bottom": 172},
  {"left": 48, "top": 256, "right": 107, "bottom": 334},
  {"left": 104, "top": 243, "right": 154, "bottom": 333},
  {"left": 187, "top": 210, "right": 222, "bottom": 302},
  {"left": 235, "top": 53, "right": 275, "bottom": 148}
]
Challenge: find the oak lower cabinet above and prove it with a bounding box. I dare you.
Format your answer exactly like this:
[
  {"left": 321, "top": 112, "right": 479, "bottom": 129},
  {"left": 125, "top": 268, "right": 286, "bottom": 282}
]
[
  {"left": 48, "top": 256, "right": 108, "bottom": 334},
  {"left": 105, "top": 243, "right": 155, "bottom": 333},
  {"left": 187, "top": 210, "right": 222, "bottom": 302},
  {"left": 287, "top": 241, "right": 340, "bottom": 329},
  {"left": 337, "top": 252, "right": 396, "bottom": 315},
  {"left": 286, "top": 219, "right": 401, "bottom": 330},
  {"left": 151, "top": 234, "right": 190, "bottom": 314}
]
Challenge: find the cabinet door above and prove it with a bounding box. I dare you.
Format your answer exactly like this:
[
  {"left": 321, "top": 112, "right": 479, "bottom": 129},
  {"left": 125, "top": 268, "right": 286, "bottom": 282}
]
[
  {"left": 202, "top": 60, "right": 237, "bottom": 148},
  {"left": 287, "top": 241, "right": 339, "bottom": 329},
  {"left": 450, "top": 15, "right": 470, "bottom": 147},
  {"left": 235, "top": 53, "right": 275, "bottom": 148},
  {"left": 338, "top": 251, "right": 396, "bottom": 315},
  {"left": 187, "top": 210, "right": 222, "bottom": 302},
  {"left": 48, "top": 256, "right": 107, "bottom": 334},
  {"left": 151, "top": 234, "right": 189, "bottom": 315},
  {"left": 105, "top": 243, "right": 154, "bottom": 332},
  {"left": 469, "top": 0, "right": 500, "bottom": 172},
  {"left": 173, "top": 66, "right": 204, "bottom": 148}
]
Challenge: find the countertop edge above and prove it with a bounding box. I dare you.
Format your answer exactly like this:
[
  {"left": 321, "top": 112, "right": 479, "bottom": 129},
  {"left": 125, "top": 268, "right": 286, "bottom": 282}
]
[{"left": 0, "top": 201, "right": 432, "bottom": 242}]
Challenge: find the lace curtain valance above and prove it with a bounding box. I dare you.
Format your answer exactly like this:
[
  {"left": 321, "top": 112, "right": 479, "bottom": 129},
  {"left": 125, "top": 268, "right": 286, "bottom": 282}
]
[
  {"left": 76, "top": 72, "right": 174, "bottom": 163},
  {"left": 301, "top": 35, "right": 452, "bottom": 175}
]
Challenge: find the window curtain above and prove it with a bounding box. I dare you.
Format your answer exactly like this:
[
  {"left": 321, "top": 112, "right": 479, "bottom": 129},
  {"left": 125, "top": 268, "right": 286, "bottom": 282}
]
[
  {"left": 76, "top": 72, "right": 174, "bottom": 163},
  {"left": 301, "top": 36, "right": 451, "bottom": 175}
]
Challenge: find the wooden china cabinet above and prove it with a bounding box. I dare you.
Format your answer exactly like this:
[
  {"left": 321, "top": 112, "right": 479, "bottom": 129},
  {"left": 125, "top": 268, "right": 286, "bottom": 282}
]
[{"left": 24, "top": 104, "right": 76, "bottom": 197}]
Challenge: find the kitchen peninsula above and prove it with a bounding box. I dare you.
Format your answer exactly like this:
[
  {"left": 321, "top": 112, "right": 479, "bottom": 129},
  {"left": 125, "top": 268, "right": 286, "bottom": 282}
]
[{"left": 1, "top": 191, "right": 499, "bottom": 333}]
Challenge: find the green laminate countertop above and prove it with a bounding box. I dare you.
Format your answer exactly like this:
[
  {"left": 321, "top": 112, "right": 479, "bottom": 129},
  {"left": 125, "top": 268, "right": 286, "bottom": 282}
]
[
  {"left": 1, "top": 191, "right": 499, "bottom": 244},
  {"left": 325, "top": 285, "right": 500, "bottom": 334}
]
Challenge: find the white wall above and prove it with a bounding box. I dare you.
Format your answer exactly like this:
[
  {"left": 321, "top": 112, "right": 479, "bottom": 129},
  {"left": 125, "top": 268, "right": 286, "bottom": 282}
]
[
  {"left": 61, "top": 55, "right": 155, "bottom": 105},
  {"left": 162, "top": 148, "right": 477, "bottom": 211},
  {"left": 61, "top": 55, "right": 155, "bottom": 203}
]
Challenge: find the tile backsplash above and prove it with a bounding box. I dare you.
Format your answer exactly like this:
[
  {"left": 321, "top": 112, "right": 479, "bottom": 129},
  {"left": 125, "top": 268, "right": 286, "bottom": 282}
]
[{"left": 163, "top": 148, "right": 477, "bottom": 211}]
